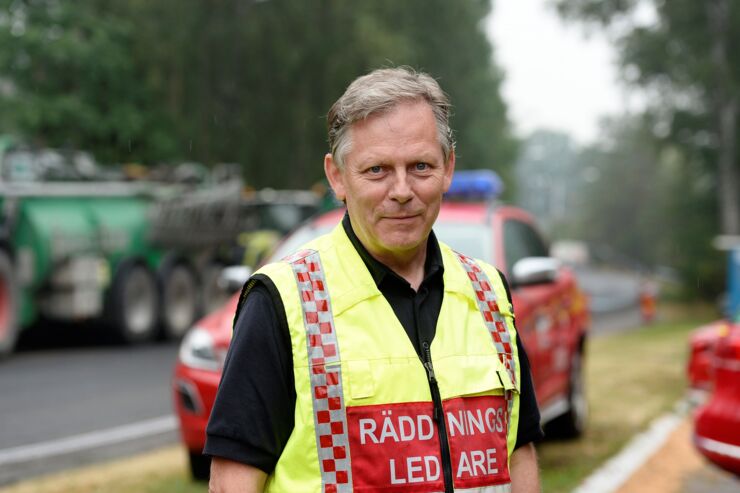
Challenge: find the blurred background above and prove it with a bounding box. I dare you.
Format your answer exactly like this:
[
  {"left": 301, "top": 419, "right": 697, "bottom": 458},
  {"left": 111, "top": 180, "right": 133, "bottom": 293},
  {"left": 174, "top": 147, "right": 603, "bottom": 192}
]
[
  {"left": 0, "top": 0, "right": 738, "bottom": 492},
  {"left": 0, "top": 0, "right": 735, "bottom": 298}
]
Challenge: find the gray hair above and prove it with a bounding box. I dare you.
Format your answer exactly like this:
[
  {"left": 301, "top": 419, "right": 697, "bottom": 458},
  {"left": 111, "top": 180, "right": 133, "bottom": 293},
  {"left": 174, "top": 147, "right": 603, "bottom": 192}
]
[{"left": 327, "top": 67, "right": 454, "bottom": 168}]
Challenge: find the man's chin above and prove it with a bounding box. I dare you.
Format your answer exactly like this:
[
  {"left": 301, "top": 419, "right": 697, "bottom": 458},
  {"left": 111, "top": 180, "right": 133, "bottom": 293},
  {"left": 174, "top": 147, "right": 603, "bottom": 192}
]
[{"left": 378, "top": 234, "right": 428, "bottom": 255}]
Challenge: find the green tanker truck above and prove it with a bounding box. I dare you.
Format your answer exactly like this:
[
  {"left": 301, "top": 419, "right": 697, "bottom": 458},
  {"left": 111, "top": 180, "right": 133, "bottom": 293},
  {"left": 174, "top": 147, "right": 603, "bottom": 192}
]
[{"left": 0, "top": 138, "right": 244, "bottom": 357}]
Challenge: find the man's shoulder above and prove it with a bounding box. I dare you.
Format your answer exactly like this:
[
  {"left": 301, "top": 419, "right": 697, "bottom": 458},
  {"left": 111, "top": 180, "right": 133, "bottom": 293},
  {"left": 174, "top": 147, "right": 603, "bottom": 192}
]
[
  {"left": 437, "top": 241, "right": 500, "bottom": 275},
  {"left": 250, "top": 228, "right": 344, "bottom": 288},
  {"left": 437, "top": 240, "right": 512, "bottom": 304}
]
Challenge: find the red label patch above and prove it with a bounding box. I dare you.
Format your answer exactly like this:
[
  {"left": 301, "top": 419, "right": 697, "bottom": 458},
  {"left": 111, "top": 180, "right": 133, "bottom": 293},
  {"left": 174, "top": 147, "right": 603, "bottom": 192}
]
[
  {"left": 346, "top": 396, "right": 509, "bottom": 492},
  {"left": 445, "top": 395, "right": 510, "bottom": 489}
]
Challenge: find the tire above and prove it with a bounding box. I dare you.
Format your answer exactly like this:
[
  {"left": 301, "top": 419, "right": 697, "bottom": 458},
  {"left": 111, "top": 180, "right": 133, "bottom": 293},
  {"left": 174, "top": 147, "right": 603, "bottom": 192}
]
[
  {"left": 188, "top": 451, "right": 211, "bottom": 481},
  {"left": 545, "top": 348, "right": 587, "bottom": 439},
  {"left": 0, "top": 251, "right": 18, "bottom": 359},
  {"left": 159, "top": 262, "right": 199, "bottom": 340},
  {"left": 106, "top": 261, "right": 159, "bottom": 344}
]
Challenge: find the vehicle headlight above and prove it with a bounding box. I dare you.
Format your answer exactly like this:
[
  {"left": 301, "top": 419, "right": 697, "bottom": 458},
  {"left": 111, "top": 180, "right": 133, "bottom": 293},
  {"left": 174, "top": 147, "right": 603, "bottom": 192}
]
[{"left": 179, "top": 327, "right": 224, "bottom": 371}]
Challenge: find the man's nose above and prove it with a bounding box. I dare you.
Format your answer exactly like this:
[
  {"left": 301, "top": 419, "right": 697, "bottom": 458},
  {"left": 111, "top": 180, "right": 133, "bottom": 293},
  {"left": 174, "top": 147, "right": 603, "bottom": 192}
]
[{"left": 388, "top": 170, "right": 413, "bottom": 203}]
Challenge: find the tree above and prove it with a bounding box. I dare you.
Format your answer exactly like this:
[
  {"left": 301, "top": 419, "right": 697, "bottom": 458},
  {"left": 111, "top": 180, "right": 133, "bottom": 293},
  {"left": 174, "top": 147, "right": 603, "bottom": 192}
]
[
  {"left": 0, "top": 0, "right": 178, "bottom": 162},
  {"left": 550, "top": 114, "right": 724, "bottom": 298},
  {"left": 514, "top": 130, "right": 582, "bottom": 234},
  {"left": 554, "top": 0, "right": 740, "bottom": 236},
  {"left": 0, "top": 1, "right": 516, "bottom": 189}
]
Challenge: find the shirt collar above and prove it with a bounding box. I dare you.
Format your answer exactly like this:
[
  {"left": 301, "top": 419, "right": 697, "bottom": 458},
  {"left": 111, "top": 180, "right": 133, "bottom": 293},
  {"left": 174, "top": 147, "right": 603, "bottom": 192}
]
[{"left": 341, "top": 212, "right": 444, "bottom": 289}]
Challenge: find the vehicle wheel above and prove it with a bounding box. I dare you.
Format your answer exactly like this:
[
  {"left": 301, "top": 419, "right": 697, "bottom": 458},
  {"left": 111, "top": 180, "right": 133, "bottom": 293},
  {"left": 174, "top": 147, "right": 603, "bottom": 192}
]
[
  {"left": 545, "top": 349, "right": 587, "bottom": 439},
  {"left": 201, "top": 262, "right": 230, "bottom": 314},
  {"left": 189, "top": 451, "right": 211, "bottom": 481},
  {"left": 160, "top": 262, "right": 199, "bottom": 340},
  {"left": 0, "top": 251, "right": 18, "bottom": 359},
  {"left": 106, "top": 261, "right": 159, "bottom": 344}
]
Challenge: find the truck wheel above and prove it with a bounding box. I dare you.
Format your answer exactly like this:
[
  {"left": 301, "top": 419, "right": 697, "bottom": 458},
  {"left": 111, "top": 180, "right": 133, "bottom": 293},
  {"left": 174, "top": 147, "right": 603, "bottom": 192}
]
[
  {"left": 188, "top": 451, "right": 211, "bottom": 481},
  {"left": 160, "top": 263, "right": 199, "bottom": 340},
  {"left": 0, "top": 252, "right": 18, "bottom": 359},
  {"left": 107, "top": 262, "right": 158, "bottom": 344},
  {"left": 545, "top": 349, "right": 587, "bottom": 439}
]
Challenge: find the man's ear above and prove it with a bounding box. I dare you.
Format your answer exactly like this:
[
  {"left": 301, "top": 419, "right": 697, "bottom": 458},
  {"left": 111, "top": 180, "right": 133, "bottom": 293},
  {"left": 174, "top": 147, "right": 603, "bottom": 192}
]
[
  {"left": 442, "top": 149, "right": 456, "bottom": 192},
  {"left": 324, "top": 153, "right": 346, "bottom": 201}
]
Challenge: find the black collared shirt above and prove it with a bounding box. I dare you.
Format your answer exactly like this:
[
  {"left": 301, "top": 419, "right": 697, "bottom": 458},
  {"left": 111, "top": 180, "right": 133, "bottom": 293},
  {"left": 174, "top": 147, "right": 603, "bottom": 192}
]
[
  {"left": 342, "top": 214, "right": 445, "bottom": 357},
  {"left": 205, "top": 215, "right": 544, "bottom": 473}
]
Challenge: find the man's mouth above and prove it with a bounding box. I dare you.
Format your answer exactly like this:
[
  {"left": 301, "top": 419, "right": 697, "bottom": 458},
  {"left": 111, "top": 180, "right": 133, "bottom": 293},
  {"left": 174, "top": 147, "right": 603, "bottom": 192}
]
[{"left": 385, "top": 214, "right": 420, "bottom": 220}]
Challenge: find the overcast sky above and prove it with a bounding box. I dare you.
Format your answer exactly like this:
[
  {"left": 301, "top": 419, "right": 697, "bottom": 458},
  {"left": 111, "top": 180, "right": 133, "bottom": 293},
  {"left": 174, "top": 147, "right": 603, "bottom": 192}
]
[{"left": 486, "top": 0, "right": 627, "bottom": 144}]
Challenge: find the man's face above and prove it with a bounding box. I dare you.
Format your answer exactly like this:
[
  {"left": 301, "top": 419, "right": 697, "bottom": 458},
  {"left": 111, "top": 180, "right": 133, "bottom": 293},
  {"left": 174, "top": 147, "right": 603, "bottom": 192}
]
[{"left": 325, "top": 100, "right": 455, "bottom": 261}]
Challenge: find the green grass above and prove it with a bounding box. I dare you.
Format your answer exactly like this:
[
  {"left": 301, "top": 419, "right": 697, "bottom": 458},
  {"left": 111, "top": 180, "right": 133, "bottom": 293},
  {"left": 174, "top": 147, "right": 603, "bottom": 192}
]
[
  {"left": 1, "top": 304, "right": 715, "bottom": 493},
  {"left": 538, "top": 305, "right": 715, "bottom": 493},
  {"left": 0, "top": 447, "right": 206, "bottom": 493}
]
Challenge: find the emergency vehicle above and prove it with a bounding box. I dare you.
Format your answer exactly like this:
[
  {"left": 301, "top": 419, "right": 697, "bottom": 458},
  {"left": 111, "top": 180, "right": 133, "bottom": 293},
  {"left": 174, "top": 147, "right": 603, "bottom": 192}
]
[
  {"left": 693, "top": 321, "right": 740, "bottom": 475},
  {"left": 172, "top": 170, "right": 591, "bottom": 480},
  {"left": 691, "top": 244, "right": 740, "bottom": 475}
]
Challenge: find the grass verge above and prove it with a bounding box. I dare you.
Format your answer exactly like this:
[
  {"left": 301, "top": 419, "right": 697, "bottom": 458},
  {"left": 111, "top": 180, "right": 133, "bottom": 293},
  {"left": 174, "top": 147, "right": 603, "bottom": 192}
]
[
  {"left": 0, "top": 304, "right": 715, "bottom": 493},
  {"left": 538, "top": 304, "right": 714, "bottom": 493},
  {"left": 0, "top": 446, "right": 202, "bottom": 493}
]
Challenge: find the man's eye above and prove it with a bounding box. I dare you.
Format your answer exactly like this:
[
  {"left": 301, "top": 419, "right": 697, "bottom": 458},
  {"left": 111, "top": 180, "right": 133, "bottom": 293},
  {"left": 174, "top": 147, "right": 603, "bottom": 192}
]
[
  {"left": 415, "top": 162, "right": 429, "bottom": 171},
  {"left": 369, "top": 166, "right": 382, "bottom": 173}
]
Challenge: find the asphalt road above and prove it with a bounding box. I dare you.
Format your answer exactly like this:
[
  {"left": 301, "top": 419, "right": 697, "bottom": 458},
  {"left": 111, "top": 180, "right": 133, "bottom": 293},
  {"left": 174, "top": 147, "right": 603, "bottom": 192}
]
[
  {"left": 0, "top": 325, "right": 180, "bottom": 484},
  {"left": 0, "top": 266, "right": 644, "bottom": 485},
  {"left": 573, "top": 266, "right": 642, "bottom": 314}
]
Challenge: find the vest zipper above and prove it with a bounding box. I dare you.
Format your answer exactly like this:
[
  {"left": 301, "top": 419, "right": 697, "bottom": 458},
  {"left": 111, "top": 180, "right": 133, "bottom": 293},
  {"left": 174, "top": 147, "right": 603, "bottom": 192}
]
[{"left": 422, "top": 340, "right": 454, "bottom": 493}]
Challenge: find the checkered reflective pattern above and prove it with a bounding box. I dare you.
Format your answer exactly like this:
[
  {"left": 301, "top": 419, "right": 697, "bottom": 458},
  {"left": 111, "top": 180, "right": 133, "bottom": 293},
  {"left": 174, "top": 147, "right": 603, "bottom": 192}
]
[
  {"left": 288, "top": 249, "right": 352, "bottom": 493},
  {"left": 455, "top": 252, "right": 518, "bottom": 434}
]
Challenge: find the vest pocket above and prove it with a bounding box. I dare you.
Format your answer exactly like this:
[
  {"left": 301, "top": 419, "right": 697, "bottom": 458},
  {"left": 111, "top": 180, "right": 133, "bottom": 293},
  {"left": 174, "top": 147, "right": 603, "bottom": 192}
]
[{"left": 436, "top": 354, "right": 518, "bottom": 399}]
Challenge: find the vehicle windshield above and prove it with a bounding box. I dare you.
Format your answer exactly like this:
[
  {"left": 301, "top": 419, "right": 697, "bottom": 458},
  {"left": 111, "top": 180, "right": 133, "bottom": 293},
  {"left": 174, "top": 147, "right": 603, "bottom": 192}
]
[
  {"left": 267, "top": 216, "right": 494, "bottom": 266},
  {"left": 433, "top": 221, "right": 494, "bottom": 264}
]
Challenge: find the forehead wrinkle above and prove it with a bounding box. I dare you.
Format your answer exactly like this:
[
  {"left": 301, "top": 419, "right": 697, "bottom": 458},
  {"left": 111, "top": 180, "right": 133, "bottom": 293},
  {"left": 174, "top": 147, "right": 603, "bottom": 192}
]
[{"left": 346, "top": 102, "right": 443, "bottom": 168}]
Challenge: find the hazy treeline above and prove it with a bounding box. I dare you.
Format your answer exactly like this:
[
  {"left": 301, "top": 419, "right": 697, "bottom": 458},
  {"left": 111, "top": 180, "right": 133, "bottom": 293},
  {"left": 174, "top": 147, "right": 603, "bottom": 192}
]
[
  {"left": 519, "top": 123, "right": 723, "bottom": 299},
  {"left": 550, "top": 0, "right": 740, "bottom": 297},
  {"left": 0, "top": 0, "right": 516, "bottom": 188}
]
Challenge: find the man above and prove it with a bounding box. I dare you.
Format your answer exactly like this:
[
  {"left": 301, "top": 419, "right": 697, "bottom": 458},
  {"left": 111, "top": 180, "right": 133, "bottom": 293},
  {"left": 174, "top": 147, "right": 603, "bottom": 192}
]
[{"left": 206, "top": 67, "right": 543, "bottom": 493}]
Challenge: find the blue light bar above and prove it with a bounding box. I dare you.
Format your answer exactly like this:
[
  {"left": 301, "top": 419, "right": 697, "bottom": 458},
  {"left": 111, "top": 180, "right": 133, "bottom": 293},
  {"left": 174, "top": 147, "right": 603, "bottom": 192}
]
[{"left": 445, "top": 169, "right": 504, "bottom": 201}]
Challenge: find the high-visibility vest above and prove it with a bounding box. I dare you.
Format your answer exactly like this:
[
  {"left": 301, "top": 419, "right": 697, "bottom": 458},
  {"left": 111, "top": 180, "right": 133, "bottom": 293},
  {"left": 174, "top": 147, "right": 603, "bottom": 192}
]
[{"left": 253, "top": 224, "right": 521, "bottom": 493}]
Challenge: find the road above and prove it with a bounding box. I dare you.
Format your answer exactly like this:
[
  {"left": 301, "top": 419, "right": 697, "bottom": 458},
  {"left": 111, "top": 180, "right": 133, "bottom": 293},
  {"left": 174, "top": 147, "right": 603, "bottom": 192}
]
[
  {"left": 0, "top": 267, "right": 644, "bottom": 485},
  {"left": 0, "top": 325, "right": 180, "bottom": 484},
  {"left": 574, "top": 266, "right": 645, "bottom": 335}
]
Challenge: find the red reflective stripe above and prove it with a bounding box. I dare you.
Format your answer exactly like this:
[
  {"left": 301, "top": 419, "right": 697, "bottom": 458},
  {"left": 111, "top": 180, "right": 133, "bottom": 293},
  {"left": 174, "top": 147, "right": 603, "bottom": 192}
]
[
  {"left": 454, "top": 252, "right": 518, "bottom": 454},
  {"left": 289, "top": 250, "right": 353, "bottom": 492},
  {"left": 454, "top": 252, "right": 517, "bottom": 389}
]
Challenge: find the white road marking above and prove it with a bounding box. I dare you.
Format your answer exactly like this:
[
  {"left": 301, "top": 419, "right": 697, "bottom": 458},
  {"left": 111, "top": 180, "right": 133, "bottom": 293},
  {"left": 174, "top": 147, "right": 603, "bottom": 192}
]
[
  {"left": 572, "top": 402, "right": 687, "bottom": 493},
  {"left": 0, "top": 415, "right": 177, "bottom": 466}
]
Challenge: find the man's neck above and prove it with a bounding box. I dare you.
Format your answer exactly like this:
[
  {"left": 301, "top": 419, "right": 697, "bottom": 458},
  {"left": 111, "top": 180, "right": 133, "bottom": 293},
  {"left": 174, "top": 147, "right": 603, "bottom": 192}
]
[
  {"left": 368, "top": 244, "right": 428, "bottom": 291},
  {"left": 342, "top": 214, "right": 434, "bottom": 291}
]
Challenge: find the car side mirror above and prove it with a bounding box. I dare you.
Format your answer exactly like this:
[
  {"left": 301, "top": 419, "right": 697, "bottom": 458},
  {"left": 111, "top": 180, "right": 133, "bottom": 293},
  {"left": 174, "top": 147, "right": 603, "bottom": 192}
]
[
  {"left": 511, "top": 257, "right": 561, "bottom": 287},
  {"left": 217, "top": 265, "right": 253, "bottom": 293}
]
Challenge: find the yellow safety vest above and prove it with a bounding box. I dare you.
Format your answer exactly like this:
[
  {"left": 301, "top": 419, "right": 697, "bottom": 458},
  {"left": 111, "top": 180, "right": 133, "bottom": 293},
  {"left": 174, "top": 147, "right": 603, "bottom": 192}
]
[{"left": 253, "top": 223, "right": 521, "bottom": 493}]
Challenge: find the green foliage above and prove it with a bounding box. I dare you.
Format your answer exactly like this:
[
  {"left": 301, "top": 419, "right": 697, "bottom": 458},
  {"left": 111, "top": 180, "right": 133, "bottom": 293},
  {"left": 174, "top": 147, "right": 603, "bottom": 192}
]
[
  {"left": 559, "top": 116, "right": 723, "bottom": 297},
  {"left": 570, "top": 118, "right": 665, "bottom": 267},
  {"left": 553, "top": 0, "right": 739, "bottom": 297},
  {"left": 0, "top": 0, "right": 178, "bottom": 162},
  {"left": 0, "top": 0, "right": 516, "bottom": 188}
]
